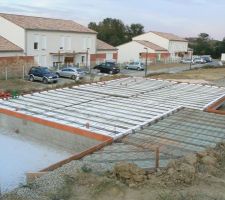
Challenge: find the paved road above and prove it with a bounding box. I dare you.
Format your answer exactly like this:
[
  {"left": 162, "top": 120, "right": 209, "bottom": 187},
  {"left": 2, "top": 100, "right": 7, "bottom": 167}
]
[{"left": 120, "top": 61, "right": 220, "bottom": 77}]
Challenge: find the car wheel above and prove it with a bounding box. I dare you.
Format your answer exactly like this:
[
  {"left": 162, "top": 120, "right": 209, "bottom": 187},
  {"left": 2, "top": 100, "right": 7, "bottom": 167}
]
[
  {"left": 109, "top": 70, "right": 113, "bottom": 74},
  {"left": 43, "top": 78, "right": 48, "bottom": 84},
  {"left": 126, "top": 67, "right": 129, "bottom": 69},
  {"left": 56, "top": 73, "right": 60, "bottom": 77},
  {"left": 71, "top": 75, "right": 77, "bottom": 80},
  {"left": 29, "top": 75, "right": 34, "bottom": 82},
  {"left": 137, "top": 67, "right": 141, "bottom": 71}
]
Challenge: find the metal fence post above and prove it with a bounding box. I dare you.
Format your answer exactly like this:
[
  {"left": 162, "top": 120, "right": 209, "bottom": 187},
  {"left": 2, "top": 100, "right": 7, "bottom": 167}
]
[
  {"left": 22, "top": 65, "right": 25, "bottom": 80},
  {"left": 5, "top": 67, "right": 8, "bottom": 80},
  {"left": 155, "top": 147, "right": 160, "bottom": 171}
]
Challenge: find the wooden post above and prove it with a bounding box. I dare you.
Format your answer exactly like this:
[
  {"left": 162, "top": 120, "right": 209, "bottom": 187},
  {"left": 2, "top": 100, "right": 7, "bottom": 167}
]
[{"left": 155, "top": 147, "right": 160, "bottom": 171}]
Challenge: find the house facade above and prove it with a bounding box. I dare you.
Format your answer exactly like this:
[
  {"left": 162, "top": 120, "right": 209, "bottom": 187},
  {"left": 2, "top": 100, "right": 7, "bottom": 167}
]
[
  {"left": 90, "top": 39, "right": 118, "bottom": 65},
  {"left": 117, "top": 31, "right": 189, "bottom": 64},
  {"left": 117, "top": 40, "right": 169, "bottom": 64},
  {"left": 0, "top": 13, "right": 97, "bottom": 67}
]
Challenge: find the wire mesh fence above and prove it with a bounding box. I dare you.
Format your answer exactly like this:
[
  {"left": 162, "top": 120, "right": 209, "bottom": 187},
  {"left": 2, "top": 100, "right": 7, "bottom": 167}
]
[{"left": 0, "top": 56, "right": 34, "bottom": 80}]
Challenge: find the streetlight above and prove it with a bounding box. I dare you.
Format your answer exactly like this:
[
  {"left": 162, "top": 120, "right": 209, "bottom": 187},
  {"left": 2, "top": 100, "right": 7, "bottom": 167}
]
[
  {"left": 144, "top": 47, "right": 148, "bottom": 77},
  {"left": 86, "top": 48, "right": 90, "bottom": 72}
]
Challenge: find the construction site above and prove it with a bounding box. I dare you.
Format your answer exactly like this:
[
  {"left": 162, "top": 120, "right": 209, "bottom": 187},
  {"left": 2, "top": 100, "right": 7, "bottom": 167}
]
[{"left": 1, "top": 77, "right": 225, "bottom": 199}]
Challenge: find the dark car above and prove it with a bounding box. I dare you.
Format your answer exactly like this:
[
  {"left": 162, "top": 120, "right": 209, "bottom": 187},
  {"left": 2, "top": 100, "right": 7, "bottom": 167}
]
[
  {"left": 94, "top": 62, "right": 120, "bottom": 74},
  {"left": 28, "top": 66, "right": 58, "bottom": 84}
]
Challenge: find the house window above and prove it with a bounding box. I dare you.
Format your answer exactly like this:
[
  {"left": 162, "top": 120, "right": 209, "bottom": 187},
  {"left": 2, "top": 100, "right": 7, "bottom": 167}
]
[
  {"left": 34, "top": 35, "right": 39, "bottom": 50},
  {"left": 41, "top": 35, "right": 47, "bottom": 50},
  {"left": 81, "top": 56, "right": 85, "bottom": 63},
  {"left": 60, "top": 36, "right": 65, "bottom": 50},
  {"left": 34, "top": 42, "right": 38, "bottom": 50},
  {"left": 83, "top": 37, "right": 92, "bottom": 50},
  {"left": 41, "top": 55, "right": 47, "bottom": 66}
]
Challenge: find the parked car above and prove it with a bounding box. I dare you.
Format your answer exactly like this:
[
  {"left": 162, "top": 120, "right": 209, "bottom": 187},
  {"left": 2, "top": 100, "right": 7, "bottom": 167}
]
[
  {"left": 56, "top": 67, "right": 86, "bottom": 79},
  {"left": 94, "top": 62, "right": 120, "bottom": 74},
  {"left": 193, "top": 58, "right": 207, "bottom": 64},
  {"left": 201, "top": 56, "right": 212, "bottom": 63},
  {"left": 180, "top": 59, "right": 193, "bottom": 64},
  {"left": 28, "top": 66, "right": 58, "bottom": 84},
  {"left": 126, "top": 62, "right": 145, "bottom": 70}
]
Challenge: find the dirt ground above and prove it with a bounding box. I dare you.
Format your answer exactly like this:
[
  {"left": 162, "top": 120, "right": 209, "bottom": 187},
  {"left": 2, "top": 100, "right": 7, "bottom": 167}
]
[
  {"left": 0, "top": 74, "right": 128, "bottom": 94},
  {"left": 147, "top": 63, "right": 188, "bottom": 71},
  {"left": 2, "top": 143, "right": 225, "bottom": 200},
  {"left": 151, "top": 66, "right": 225, "bottom": 83}
]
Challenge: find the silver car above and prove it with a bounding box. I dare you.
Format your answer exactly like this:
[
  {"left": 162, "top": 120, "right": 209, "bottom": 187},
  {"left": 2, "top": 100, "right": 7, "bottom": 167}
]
[
  {"left": 56, "top": 67, "right": 86, "bottom": 79},
  {"left": 126, "top": 62, "right": 144, "bottom": 71}
]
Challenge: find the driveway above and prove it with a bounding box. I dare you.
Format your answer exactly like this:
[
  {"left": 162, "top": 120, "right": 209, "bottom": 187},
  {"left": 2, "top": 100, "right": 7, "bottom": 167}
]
[{"left": 120, "top": 61, "right": 220, "bottom": 77}]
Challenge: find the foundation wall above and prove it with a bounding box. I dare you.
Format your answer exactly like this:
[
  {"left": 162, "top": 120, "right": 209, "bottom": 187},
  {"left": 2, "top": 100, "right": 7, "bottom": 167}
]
[{"left": 0, "top": 113, "right": 102, "bottom": 153}]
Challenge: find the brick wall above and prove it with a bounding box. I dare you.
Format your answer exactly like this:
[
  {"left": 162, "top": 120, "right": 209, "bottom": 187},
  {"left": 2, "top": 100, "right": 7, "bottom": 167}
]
[
  {"left": 0, "top": 56, "right": 34, "bottom": 79},
  {"left": 140, "top": 53, "right": 170, "bottom": 59}
]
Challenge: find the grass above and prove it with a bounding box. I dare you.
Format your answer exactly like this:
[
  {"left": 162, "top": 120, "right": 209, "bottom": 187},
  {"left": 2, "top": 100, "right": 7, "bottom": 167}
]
[
  {"left": 148, "top": 63, "right": 188, "bottom": 71},
  {"left": 0, "top": 74, "right": 129, "bottom": 94},
  {"left": 157, "top": 191, "right": 224, "bottom": 200},
  {"left": 151, "top": 66, "right": 225, "bottom": 82}
]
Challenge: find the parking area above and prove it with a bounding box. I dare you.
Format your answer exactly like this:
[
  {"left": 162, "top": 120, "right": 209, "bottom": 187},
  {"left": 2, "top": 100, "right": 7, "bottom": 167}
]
[{"left": 120, "top": 60, "right": 220, "bottom": 77}]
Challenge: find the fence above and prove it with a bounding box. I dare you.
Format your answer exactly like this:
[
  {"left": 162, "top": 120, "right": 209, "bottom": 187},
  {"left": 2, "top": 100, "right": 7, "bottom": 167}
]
[
  {"left": 0, "top": 56, "right": 34, "bottom": 80},
  {"left": 118, "top": 57, "right": 182, "bottom": 68}
]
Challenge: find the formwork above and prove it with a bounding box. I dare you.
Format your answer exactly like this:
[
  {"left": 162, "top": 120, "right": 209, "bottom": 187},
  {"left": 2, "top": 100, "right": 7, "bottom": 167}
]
[
  {"left": 76, "top": 108, "right": 225, "bottom": 171},
  {"left": 0, "top": 77, "right": 225, "bottom": 189},
  {"left": 205, "top": 96, "right": 225, "bottom": 115}
]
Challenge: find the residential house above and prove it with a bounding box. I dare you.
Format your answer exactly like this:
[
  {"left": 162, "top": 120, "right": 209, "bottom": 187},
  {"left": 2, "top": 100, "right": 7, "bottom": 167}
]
[
  {"left": 222, "top": 53, "right": 225, "bottom": 62},
  {"left": 117, "top": 40, "right": 169, "bottom": 64},
  {"left": 117, "top": 31, "right": 189, "bottom": 63},
  {"left": 0, "top": 36, "right": 23, "bottom": 57},
  {"left": 90, "top": 39, "right": 118, "bottom": 65},
  {"left": 0, "top": 13, "right": 97, "bottom": 67}
]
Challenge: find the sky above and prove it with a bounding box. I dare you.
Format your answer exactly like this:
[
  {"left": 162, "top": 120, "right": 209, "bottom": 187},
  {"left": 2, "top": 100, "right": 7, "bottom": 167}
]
[{"left": 0, "top": 0, "right": 225, "bottom": 40}]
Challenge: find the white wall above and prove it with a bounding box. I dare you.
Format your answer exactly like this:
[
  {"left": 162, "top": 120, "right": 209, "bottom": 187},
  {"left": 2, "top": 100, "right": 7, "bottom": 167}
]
[
  {"left": 222, "top": 53, "right": 225, "bottom": 61},
  {"left": 133, "top": 32, "right": 188, "bottom": 57},
  {"left": 26, "top": 30, "right": 97, "bottom": 66},
  {"left": 0, "top": 51, "right": 24, "bottom": 57},
  {"left": 0, "top": 16, "right": 25, "bottom": 49},
  {"left": 133, "top": 32, "right": 169, "bottom": 50},
  {"left": 169, "top": 41, "right": 188, "bottom": 56},
  {"left": 117, "top": 41, "right": 155, "bottom": 63}
]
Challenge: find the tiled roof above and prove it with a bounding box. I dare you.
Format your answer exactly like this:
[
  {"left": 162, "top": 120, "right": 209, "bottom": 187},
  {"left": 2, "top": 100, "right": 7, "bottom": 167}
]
[
  {"left": 97, "top": 39, "right": 117, "bottom": 51},
  {"left": 0, "top": 36, "right": 23, "bottom": 52},
  {"left": 0, "top": 13, "right": 96, "bottom": 34},
  {"left": 134, "top": 40, "right": 168, "bottom": 51},
  {"left": 151, "top": 31, "right": 187, "bottom": 42}
]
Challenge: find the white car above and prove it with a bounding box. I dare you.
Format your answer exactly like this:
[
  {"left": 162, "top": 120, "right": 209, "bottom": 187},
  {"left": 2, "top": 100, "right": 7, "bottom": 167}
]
[
  {"left": 193, "top": 58, "right": 207, "bottom": 64},
  {"left": 126, "top": 62, "right": 145, "bottom": 71},
  {"left": 180, "top": 59, "right": 193, "bottom": 64},
  {"left": 56, "top": 67, "right": 86, "bottom": 79}
]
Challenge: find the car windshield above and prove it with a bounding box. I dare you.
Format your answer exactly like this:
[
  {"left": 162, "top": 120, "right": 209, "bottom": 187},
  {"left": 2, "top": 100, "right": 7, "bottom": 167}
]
[{"left": 40, "top": 68, "right": 50, "bottom": 73}]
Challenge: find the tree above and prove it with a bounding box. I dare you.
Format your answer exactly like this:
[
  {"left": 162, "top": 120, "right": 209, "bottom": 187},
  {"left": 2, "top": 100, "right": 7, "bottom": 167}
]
[
  {"left": 127, "top": 23, "right": 145, "bottom": 40},
  {"left": 88, "top": 18, "right": 145, "bottom": 46},
  {"left": 188, "top": 33, "right": 225, "bottom": 58}
]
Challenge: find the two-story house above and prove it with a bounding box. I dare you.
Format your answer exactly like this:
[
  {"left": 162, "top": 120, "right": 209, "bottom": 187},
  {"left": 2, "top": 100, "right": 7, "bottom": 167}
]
[
  {"left": 117, "top": 31, "right": 189, "bottom": 63},
  {"left": 0, "top": 13, "right": 97, "bottom": 67}
]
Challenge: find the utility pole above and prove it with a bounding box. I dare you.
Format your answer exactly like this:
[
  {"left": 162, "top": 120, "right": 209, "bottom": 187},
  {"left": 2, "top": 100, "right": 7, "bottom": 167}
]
[
  {"left": 86, "top": 48, "right": 90, "bottom": 72},
  {"left": 144, "top": 47, "right": 148, "bottom": 77}
]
